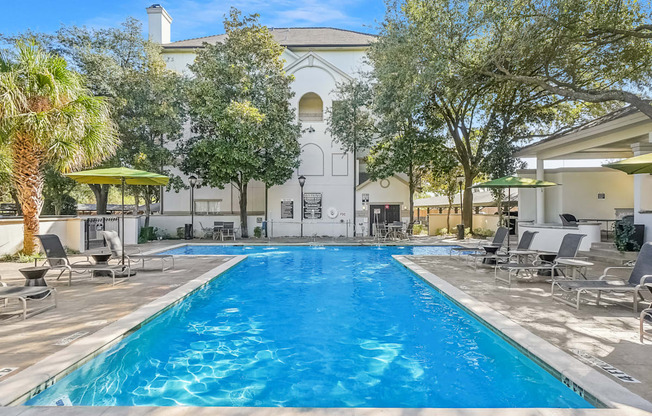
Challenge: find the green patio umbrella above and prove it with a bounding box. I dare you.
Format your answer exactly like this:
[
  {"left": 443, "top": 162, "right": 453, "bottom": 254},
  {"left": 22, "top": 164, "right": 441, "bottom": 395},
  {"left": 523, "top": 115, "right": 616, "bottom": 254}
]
[
  {"left": 65, "top": 167, "right": 169, "bottom": 266},
  {"left": 603, "top": 153, "right": 652, "bottom": 174},
  {"left": 472, "top": 176, "right": 558, "bottom": 250}
]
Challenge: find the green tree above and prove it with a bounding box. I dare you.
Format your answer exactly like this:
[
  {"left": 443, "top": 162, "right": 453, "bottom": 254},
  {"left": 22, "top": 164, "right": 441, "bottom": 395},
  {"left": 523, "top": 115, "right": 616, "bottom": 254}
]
[
  {"left": 0, "top": 41, "right": 118, "bottom": 253},
  {"left": 374, "top": 0, "right": 581, "bottom": 229},
  {"left": 55, "top": 18, "right": 187, "bottom": 217},
  {"left": 327, "top": 77, "right": 377, "bottom": 236},
  {"left": 421, "top": 152, "right": 462, "bottom": 232},
  {"left": 43, "top": 166, "right": 80, "bottom": 215},
  {"left": 476, "top": 0, "right": 652, "bottom": 118},
  {"left": 183, "top": 10, "right": 301, "bottom": 237}
]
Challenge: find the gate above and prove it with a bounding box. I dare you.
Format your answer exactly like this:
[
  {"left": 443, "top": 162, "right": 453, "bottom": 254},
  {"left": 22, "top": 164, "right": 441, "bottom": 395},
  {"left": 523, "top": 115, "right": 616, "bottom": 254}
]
[{"left": 85, "top": 217, "right": 120, "bottom": 250}]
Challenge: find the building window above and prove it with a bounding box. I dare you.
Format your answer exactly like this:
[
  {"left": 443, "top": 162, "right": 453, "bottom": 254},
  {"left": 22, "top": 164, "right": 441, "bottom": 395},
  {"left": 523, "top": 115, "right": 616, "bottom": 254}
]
[
  {"left": 194, "top": 200, "right": 221, "bottom": 215},
  {"left": 298, "top": 92, "right": 323, "bottom": 122}
]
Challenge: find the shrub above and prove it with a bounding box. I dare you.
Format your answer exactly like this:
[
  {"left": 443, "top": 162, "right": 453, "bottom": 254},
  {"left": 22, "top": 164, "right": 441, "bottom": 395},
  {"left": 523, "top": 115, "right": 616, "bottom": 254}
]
[
  {"left": 138, "top": 226, "right": 157, "bottom": 244},
  {"left": 253, "top": 226, "right": 262, "bottom": 238},
  {"left": 614, "top": 221, "right": 640, "bottom": 252},
  {"left": 436, "top": 227, "right": 448, "bottom": 236},
  {"left": 412, "top": 223, "right": 426, "bottom": 235},
  {"left": 473, "top": 228, "right": 495, "bottom": 238}
]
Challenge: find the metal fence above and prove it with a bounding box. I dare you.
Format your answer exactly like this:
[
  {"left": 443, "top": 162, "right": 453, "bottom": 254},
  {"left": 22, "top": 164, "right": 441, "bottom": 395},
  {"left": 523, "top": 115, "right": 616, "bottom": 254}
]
[{"left": 84, "top": 216, "right": 120, "bottom": 250}]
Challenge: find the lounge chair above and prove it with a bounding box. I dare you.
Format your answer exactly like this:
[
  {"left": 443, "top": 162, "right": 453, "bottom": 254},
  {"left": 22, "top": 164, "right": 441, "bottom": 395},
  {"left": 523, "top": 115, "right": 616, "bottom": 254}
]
[
  {"left": 559, "top": 213, "right": 578, "bottom": 226},
  {"left": 641, "top": 286, "right": 652, "bottom": 342},
  {"left": 469, "top": 230, "right": 539, "bottom": 270},
  {"left": 450, "top": 227, "right": 508, "bottom": 259},
  {"left": 0, "top": 286, "right": 57, "bottom": 320},
  {"left": 37, "top": 234, "right": 130, "bottom": 286},
  {"left": 496, "top": 233, "right": 585, "bottom": 286},
  {"left": 213, "top": 221, "right": 224, "bottom": 240},
  {"left": 552, "top": 242, "right": 652, "bottom": 312},
  {"left": 101, "top": 231, "right": 174, "bottom": 271},
  {"left": 199, "top": 222, "right": 213, "bottom": 239}
]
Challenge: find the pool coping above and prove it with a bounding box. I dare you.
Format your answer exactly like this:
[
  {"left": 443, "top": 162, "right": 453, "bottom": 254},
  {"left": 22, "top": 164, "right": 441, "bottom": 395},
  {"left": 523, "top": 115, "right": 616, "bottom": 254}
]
[
  {"left": 393, "top": 255, "right": 652, "bottom": 414},
  {"left": 0, "top": 255, "right": 247, "bottom": 407}
]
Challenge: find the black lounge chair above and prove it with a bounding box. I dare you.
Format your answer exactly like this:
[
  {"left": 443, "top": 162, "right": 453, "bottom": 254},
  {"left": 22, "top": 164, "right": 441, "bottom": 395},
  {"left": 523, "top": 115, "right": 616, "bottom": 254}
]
[
  {"left": 496, "top": 233, "right": 586, "bottom": 286},
  {"left": 37, "top": 234, "right": 130, "bottom": 286},
  {"left": 101, "top": 231, "right": 174, "bottom": 271},
  {"left": 559, "top": 214, "right": 578, "bottom": 226},
  {"left": 552, "top": 242, "right": 652, "bottom": 311},
  {"left": 491, "top": 230, "right": 539, "bottom": 265},
  {"left": 450, "top": 227, "right": 508, "bottom": 258},
  {"left": 0, "top": 285, "right": 57, "bottom": 320}
]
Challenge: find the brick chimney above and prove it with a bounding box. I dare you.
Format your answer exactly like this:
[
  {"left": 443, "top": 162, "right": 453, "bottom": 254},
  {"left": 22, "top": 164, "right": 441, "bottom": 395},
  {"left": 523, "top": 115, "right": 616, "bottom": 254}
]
[{"left": 146, "top": 4, "right": 172, "bottom": 44}]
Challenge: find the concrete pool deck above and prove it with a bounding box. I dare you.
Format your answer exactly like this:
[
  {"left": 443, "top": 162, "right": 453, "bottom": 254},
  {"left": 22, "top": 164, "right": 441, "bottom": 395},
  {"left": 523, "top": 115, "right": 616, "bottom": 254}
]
[{"left": 0, "top": 238, "right": 651, "bottom": 415}]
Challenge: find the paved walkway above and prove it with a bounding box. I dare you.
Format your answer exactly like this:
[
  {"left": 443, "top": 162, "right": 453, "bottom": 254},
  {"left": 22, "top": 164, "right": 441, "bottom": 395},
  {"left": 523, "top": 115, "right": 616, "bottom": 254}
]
[
  {"left": 408, "top": 255, "right": 652, "bottom": 402},
  {"left": 0, "top": 249, "right": 232, "bottom": 382}
]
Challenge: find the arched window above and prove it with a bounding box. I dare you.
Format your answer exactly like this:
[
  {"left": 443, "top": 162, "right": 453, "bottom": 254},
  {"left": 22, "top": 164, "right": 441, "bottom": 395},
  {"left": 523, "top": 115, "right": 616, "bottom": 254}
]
[{"left": 298, "top": 92, "right": 323, "bottom": 122}]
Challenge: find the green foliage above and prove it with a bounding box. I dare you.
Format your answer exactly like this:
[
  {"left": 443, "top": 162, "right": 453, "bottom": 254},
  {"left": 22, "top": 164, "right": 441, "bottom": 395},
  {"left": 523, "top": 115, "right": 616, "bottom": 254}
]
[
  {"left": 327, "top": 78, "right": 376, "bottom": 153},
  {"left": 614, "top": 221, "right": 640, "bottom": 253},
  {"left": 412, "top": 223, "right": 426, "bottom": 235},
  {"left": 253, "top": 226, "right": 262, "bottom": 238},
  {"left": 473, "top": 228, "right": 495, "bottom": 238},
  {"left": 52, "top": 18, "right": 188, "bottom": 216},
  {"left": 138, "top": 226, "right": 156, "bottom": 244},
  {"left": 0, "top": 252, "right": 44, "bottom": 263},
  {"left": 42, "top": 166, "right": 79, "bottom": 215},
  {"left": 182, "top": 9, "right": 301, "bottom": 237}
]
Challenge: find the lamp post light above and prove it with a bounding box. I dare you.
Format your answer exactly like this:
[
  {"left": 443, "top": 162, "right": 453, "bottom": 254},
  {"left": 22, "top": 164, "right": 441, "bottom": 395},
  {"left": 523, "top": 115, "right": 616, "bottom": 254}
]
[
  {"left": 189, "top": 175, "right": 197, "bottom": 239},
  {"left": 298, "top": 175, "right": 306, "bottom": 238}
]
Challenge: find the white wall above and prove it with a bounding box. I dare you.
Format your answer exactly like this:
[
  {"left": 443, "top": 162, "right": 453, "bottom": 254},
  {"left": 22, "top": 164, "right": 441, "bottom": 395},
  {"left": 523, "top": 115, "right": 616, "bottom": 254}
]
[
  {"left": 518, "top": 168, "right": 634, "bottom": 223},
  {"left": 0, "top": 217, "right": 84, "bottom": 255},
  {"left": 148, "top": 214, "right": 266, "bottom": 239}
]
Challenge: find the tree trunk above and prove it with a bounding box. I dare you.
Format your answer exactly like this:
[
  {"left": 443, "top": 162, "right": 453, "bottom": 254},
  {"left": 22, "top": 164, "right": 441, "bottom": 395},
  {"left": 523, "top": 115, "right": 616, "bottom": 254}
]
[
  {"left": 239, "top": 181, "right": 249, "bottom": 238},
  {"left": 11, "top": 135, "right": 45, "bottom": 254},
  {"left": 89, "top": 184, "right": 110, "bottom": 214},
  {"left": 463, "top": 176, "right": 474, "bottom": 230},
  {"left": 144, "top": 187, "right": 151, "bottom": 228},
  {"left": 446, "top": 201, "right": 452, "bottom": 232},
  {"left": 10, "top": 190, "right": 23, "bottom": 216},
  {"left": 408, "top": 163, "right": 415, "bottom": 224}
]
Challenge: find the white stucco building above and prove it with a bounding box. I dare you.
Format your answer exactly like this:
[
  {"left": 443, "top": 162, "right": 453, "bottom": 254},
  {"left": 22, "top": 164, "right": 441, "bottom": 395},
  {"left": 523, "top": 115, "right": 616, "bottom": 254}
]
[
  {"left": 516, "top": 106, "right": 652, "bottom": 251},
  {"left": 145, "top": 5, "right": 410, "bottom": 237}
]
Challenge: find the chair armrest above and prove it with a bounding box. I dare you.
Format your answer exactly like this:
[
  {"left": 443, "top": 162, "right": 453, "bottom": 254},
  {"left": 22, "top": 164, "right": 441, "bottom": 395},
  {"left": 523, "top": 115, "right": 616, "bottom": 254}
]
[
  {"left": 44, "top": 257, "right": 72, "bottom": 267},
  {"left": 598, "top": 266, "right": 634, "bottom": 280},
  {"left": 639, "top": 274, "right": 652, "bottom": 286},
  {"left": 71, "top": 259, "right": 93, "bottom": 266}
]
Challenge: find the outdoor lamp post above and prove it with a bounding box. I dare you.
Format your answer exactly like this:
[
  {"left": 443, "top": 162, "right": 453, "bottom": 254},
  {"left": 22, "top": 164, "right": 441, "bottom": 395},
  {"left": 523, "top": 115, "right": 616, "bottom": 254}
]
[
  {"left": 298, "top": 175, "right": 306, "bottom": 238},
  {"left": 189, "top": 175, "right": 197, "bottom": 239}
]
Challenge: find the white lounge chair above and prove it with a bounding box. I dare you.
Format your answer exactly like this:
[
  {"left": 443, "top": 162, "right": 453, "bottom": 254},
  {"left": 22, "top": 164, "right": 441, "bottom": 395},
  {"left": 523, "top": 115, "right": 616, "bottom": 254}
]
[
  {"left": 552, "top": 242, "right": 652, "bottom": 311},
  {"left": 101, "top": 231, "right": 174, "bottom": 271}
]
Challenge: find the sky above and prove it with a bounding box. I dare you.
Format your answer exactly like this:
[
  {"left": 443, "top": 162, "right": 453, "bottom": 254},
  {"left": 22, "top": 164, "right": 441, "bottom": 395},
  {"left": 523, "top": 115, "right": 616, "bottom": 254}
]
[{"left": 0, "top": 0, "right": 385, "bottom": 41}]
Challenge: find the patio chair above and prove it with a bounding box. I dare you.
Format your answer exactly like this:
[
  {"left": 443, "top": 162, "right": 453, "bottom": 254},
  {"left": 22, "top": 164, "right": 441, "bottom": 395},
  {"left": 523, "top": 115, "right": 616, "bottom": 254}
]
[
  {"left": 450, "top": 227, "right": 508, "bottom": 259},
  {"left": 199, "top": 222, "right": 213, "bottom": 239},
  {"left": 0, "top": 285, "right": 57, "bottom": 320},
  {"left": 469, "top": 230, "right": 539, "bottom": 270},
  {"left": 101, "top": 231, "right": 174, "bottom": 271},
  {"left": 559, "top": 213, "right": 578, "bottom": 226},
  {"left": 496, "top": 233, "right": 585, "bottom": 286},
  {"left": 641, "top": 287, "right": 652, "bottom": 342},
  {"left": 36, "top": 234, "right": 130, "bottom": 286},
  {"left": 221, "top": 222, "right": 236, "bottom": 241},
  {"left": 552, "top": 242, "right": 652, "bottom": 312},
  {"left": 213, "top": 221, "right": 224, "bottom": 240}
]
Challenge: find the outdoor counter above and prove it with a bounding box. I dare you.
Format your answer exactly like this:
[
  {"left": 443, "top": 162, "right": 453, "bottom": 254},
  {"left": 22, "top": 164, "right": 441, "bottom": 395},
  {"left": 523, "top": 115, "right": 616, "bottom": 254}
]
[{"left": 518, "top": 222, "right": 601, "bottom": 252}]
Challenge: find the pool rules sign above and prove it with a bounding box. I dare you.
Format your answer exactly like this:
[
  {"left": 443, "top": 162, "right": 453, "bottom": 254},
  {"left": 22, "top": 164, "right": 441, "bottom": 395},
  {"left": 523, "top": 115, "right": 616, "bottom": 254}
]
[{"left": 303, "top": 192, "right": 322, "bottom": 219}]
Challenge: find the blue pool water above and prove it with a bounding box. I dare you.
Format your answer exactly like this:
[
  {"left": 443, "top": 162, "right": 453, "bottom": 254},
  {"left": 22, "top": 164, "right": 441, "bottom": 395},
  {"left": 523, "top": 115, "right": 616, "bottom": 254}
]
[{"left": 28, "top": 245, "right": 592, "bottom": 408}]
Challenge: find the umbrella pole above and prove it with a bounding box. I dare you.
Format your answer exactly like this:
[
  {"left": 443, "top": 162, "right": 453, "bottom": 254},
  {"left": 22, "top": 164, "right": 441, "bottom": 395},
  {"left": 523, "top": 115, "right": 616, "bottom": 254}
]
[
  {"left": 507, "top": 186, "right": 511, "bottom": 252},
  {"left": 121, "top": 177, "right": 125, "bottom": 267}
]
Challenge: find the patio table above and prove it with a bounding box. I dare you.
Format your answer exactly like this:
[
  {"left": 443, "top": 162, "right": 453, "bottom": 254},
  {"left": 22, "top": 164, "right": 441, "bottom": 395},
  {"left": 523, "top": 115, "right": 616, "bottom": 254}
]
[{"left": 553, "top": 258, "right": 594, "bottom": 280}]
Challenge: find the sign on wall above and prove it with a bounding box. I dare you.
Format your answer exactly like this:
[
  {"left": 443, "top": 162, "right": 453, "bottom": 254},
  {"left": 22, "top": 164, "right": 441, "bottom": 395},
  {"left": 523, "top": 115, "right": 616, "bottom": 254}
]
[
  {"left": 281, "top": 199, "right": 294, "bottom": 219},
  {"left": 362, "top": 193, "right": 369, "bottom": 204},
  {"left": 303, "top": 192, "right": 322, "bottom": 219}
]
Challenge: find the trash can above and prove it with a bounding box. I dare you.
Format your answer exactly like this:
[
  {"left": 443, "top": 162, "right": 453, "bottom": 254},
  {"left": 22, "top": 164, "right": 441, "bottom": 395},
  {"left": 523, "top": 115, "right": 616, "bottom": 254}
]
[
  {"left": 184, "top": 224, "right": 193, "bottom": 240},
  {"left": 456, "top": 224, "right": 465, "bottom": 240}
]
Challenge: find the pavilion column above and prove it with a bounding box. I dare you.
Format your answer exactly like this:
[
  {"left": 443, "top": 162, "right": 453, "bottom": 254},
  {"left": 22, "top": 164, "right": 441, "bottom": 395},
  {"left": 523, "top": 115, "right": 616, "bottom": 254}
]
[
  {"left": 536, "top": 158, "right": 545, "bottom": 224},
  {"left": 631, "top": 141, "right": 652, "bottom": 241}
]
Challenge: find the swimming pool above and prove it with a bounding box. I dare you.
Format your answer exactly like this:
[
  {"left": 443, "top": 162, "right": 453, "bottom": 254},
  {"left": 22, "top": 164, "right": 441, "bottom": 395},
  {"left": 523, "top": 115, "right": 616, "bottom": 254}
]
[{"left": 27, "top": 245, "right": 592, "bottom": 408}]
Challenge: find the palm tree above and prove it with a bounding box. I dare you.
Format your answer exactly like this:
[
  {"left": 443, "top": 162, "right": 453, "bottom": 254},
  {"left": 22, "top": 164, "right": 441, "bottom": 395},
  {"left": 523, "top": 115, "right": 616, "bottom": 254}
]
[{"left": 0, "top": 41, "right": 118, "bottom": 254}]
